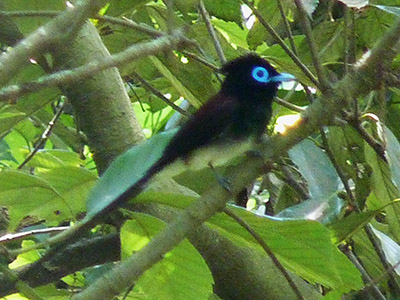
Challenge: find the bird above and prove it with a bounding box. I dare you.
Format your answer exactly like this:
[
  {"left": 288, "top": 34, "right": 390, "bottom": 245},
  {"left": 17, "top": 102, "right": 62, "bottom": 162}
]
[{"left": 90, "top": 54, "right": 295, "bottom": 219}]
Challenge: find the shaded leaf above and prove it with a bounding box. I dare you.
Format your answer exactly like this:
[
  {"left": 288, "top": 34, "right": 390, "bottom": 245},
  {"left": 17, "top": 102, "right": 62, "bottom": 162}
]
[
  {"left": 282, "top": 139, "right": 344, "bottom": 222},
  {"left": 371, "top": 225, "right": 400, "bottom": 275},
  {"left": 328, "top": 211, "right": 377, "bottom": 244},
  {"left": 276, "top": 194, "right": 344, "bottom": 224},
  {"left": 377, "top": 124, "right": 400, "bottom": 193},
  {"left": 365, "top": 143, "right": 400, "bottom": 240},
  {"left": 289, "top": 139, "right": 341, "bottom": 199}
]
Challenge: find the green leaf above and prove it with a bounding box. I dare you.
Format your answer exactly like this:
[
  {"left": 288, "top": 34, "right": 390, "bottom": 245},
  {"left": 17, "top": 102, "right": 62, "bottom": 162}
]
[
  {"left": 212, "top": 19, "right": 249, "bottom": 49},
  {"left": 9, "top": 240, "right": 42, "bottom": 269},
  {"left": 281, "top": 139, "right": 344, "bottom": 222},
  {"left": 378, "top": 124, "right": 400, "bottom": 193},
  {"left": 370, "top": 225, "right": 400, "bottom": 275},
  {"left": 121, "top": 213, "right": 213, "bottom": 300},
  {"left": 86, "top": 129, "right": 177, "bottom": 218},
  {"left": 365, "top": 143, "right": 400, "bottom": 240},
  {"left": 134, "top": 191, "right": 196, "bottom": 209},
  {"left": 289, "top": 139, "right": 341, "bottom": 198},
  {"left": 2, "top": 0, "right": 65, "bottom": 36},
  {"left": 247, "top": 0, "right": 295, "bottom": 48},
  {"left": 0, "top": 106, "right": 25, "bottom": 120},
  {"left": 326, "top": 126, "right": 370, "bottom": 209},
  {"left": 149, "top": 56, "right": 204, "bottom": 108},
  {"left": 352, "top": 228, "right": 384, "bottom": 279},
  {"left": 328, "top": 211, "right": 377, "bottom": 244},
  {"left": 209, "top": 207, "right": 363, "bottom": 292},
  {"left": 0, "top": 139, "right": 17, "bottom": 164},
  {"left": 322, "top": 290, "right": 344, "bottom": 300},
  {"left": 0, "top": 167, "right": 96, "bottom": 229},
  {"left": 276, "top": 194, "right": 344, "bottom": 224},
  {"left": 356, "top": 7, "right": 396, "bottom": 48},
  {"left": 203, "top": 0, "right": 242, "bottom": 24},
  {"left": 19, "top": 149, "right": 86, "bottom": 169}
]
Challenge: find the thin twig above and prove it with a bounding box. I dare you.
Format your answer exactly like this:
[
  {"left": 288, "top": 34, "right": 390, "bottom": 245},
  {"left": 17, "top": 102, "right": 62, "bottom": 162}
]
[
  {"left": 242, "top": 0, "right": 320, "bottom": 88},
  {"left": 274, "top": 0, "right": 315, "bottom": 103},
  {"left": 276, "top": 0, "right": 296, "bottom": 52},
  {"left": 344, "top": 7, "right": 350, "bottom": 74},
  {"left": 223, "top": 208, "right": 305, "bottom": 300},
  {"left": 274, "top": 97, "right": 305, "bottom": 112},
  {"left": 364, "top": 259, "right": 400, "bottom": 293},
  {"left": 198, "top": 0, "right": 226, "bottom": 64},
  {"left": 320, "top": 128, "right": 358, "bottom": 209},
  {"left": 0, "top": 29, "right": 190, "bottom": 102},
  {"left": 2, "top": 10, "right": 60, "bottom": 18},
  {"left": 3, "top": 10, "right": 164, "bottom": 38},
  {"left": 0, "top": 226, "right": 69, "bottom": 243},
  {"left": 18, "top": 104, "right": 65, "bottom": 169},
  {"left": 281, "top": 165, "right": 309, "bottom": 200},
  {"left": 293, "top": 0, "right": 330, "bottom": 91},
  {"left": 344, "top": 247, "right": 387, "bottom": 300},
  {"left": 181, "top": 51, "right": 220, "bottom": 72},
  {"left": 346, "top": 115, "right": 386, "bottom": 161},
  {"left": 130, "top": 71, "right": 191, "bottom": 117},
  {"left": 0, "top": 0, "right": 109, "bottom": 87}
]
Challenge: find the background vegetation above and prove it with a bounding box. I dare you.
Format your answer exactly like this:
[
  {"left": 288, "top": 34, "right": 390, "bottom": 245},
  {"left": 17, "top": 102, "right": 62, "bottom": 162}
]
[{"left": 1, "top": 0, "right": 400, "bottom": 299}]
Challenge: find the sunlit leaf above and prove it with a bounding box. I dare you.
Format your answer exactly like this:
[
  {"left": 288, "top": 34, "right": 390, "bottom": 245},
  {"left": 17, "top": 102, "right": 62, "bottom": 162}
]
[
  {"left": 209, "top": 207, "right": 363, "bottom": 292},
  {"left": 0, "top": 167, "right": 96, "bottom": 229},
  {"left": 121, "top": 213, "right": 213, "bottom": 300}
]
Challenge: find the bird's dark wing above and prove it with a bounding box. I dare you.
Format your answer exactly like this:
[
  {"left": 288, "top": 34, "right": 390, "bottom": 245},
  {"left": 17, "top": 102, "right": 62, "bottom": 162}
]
[{"left": 162, "top": 93, "right": 240, "bottom": 163}]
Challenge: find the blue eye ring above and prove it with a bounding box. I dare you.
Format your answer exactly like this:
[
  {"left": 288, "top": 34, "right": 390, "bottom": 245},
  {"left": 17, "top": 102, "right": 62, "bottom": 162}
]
[{"left": 251, "top": 66, "right": 270, "bottom": 83}]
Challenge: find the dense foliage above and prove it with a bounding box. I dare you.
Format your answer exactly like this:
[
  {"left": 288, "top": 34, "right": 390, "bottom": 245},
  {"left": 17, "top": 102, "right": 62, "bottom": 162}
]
[{"left": 1, "top": 0, "right": 400, "bottom": 299}]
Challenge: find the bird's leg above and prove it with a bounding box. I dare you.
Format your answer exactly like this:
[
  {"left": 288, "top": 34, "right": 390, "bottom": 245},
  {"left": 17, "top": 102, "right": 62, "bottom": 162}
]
[{"left": 208, "top": 162, "right": 232, "bottom": 192}]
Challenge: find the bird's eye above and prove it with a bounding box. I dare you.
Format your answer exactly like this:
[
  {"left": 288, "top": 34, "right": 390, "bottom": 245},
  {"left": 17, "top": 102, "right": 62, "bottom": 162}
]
[{"left": 251, "top": 66, "right": 270, "bottom": 83}]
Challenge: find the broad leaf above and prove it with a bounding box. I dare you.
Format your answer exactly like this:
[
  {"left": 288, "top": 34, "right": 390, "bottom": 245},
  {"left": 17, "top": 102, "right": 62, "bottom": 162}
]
[
  {"left": 377, "top": 124, "right": 400, "bottom": 193},
  {"left": 0, "top": 167, "right": 96, "bottom": 229},
  {"left": 370, "top": 225, "right": 400, "bottom": 275},
  {"left": 121, "top": 213, "right": 213, "bottom": 300},
  {"left": 279, "top": 139, "right": 344, "bottom": 222},
  {"left": 365, "top": 143, "right": 400, "bottom": 240},
  {"left": 209, "top": 207, "right": 363, "bottom": 292}
]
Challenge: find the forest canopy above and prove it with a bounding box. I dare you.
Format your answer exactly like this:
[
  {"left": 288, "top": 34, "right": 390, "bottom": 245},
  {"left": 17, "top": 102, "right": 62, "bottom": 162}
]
[{"left": 1, "top": 0, "right": 400, "bottom": 299}]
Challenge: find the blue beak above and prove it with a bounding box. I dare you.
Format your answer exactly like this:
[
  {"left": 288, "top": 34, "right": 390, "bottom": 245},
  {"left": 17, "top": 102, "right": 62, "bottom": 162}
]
[{"left": 271, "top": 73, "right": 296, "bottom": 83}]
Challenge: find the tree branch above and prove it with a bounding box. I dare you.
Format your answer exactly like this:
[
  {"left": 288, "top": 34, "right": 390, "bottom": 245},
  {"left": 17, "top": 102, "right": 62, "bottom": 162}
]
[
  {"left": 0, "top": 29, "right": 191, "bottom": 102},
  {"left": 0, "top": 0, "right": 108, "bottom": 87}
]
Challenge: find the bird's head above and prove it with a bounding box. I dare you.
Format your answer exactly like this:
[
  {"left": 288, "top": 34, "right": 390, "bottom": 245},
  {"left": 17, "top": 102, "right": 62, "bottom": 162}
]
[{"left": 220, "top": 54, "right": 295, "bottom": 100}]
